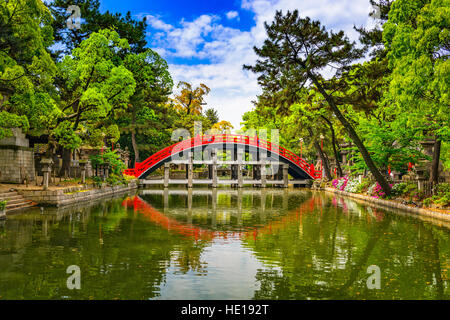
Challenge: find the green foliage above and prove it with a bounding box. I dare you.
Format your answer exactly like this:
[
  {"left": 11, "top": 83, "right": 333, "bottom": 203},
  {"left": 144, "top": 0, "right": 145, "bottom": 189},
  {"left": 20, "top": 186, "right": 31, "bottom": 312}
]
[
  {"left": 51, "top": 121, "right": 82, "bottom": 149},
  {"left": 91, "top": 176, "right": 103, "bottom": 188},
  {"left": 383, "top": 0, "right": 449, "bottom": 145},
  {"left": 424, "top": 183, "right": 450, "bottom": 207},
  {"left": 52, "top": 29, "right": 136, "bottom": 151},
  {"left": 0, "top": 200, "right": 6, "bottom": 211},
  {"left": 49, "top": 0, "right": 148, "bottom": 57},
  {"left": 344, "top": 178, "right": 360, "bottom": 193},
  {"left": 0, "top": 0, "right": 57, "bottom": 138},
  {"left": 204, "top": 108, "right": 219, "bottom": 125},
  {"left": 391, "top": 182, "right": 407, "bottom": 196},
  {"left": 117, "top": 48, "right": 174, "bottom": 162},
  {"left": 90, "top": 148, "right": 126, "bottom": 176},
  {"left": 0, "top": 111, "right": 29, "bottom": 140},
  {"left": 355, "top": 178, "right": 372, "bottom": 194},
  {"left": 106, "top": 174, "right": 127, "bottom": 186}
]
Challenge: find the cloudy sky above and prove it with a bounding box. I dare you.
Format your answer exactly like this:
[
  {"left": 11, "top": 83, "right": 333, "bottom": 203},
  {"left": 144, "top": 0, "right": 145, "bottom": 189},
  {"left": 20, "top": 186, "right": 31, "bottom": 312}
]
[{"left": 100, "top": 0, "right": 376, "bottom": 130}]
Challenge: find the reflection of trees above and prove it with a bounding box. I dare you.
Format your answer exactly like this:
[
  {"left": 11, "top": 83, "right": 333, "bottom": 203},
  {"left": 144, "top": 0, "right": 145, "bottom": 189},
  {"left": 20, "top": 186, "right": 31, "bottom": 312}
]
[
  {"left": 0, "top": 196, "right": 207, "bottom": 299},
  {"left": 244, "top": 195, "right": 450, "bottom": 300},
  {"left": 172, "top": 241, "right": 208, "bottom": 275}
]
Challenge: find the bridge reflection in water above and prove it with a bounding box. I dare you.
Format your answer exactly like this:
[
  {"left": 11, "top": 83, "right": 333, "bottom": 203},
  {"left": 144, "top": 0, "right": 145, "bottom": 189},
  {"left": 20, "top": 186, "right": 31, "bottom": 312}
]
[
  {"left": 127, "top": 188, "right": 385, "bottom": 243},
  {"left": 129, "top": 189, "right": 295, "bottom": 242},
  {"left": 0, "top": 188, "right": 448, "bottom": 300}
]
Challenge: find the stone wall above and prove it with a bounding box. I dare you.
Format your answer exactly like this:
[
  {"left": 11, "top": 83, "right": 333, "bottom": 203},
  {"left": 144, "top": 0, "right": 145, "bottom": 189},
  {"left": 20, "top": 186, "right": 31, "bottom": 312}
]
[
  {"left": 18, "top": 181, "right": 138, "bottom": 207},
  {"left": 0, "top": 128, "right": 35, "bottom": 183},
  {"left": 325, "top": 187, "right": 450, "bottom": 222}
]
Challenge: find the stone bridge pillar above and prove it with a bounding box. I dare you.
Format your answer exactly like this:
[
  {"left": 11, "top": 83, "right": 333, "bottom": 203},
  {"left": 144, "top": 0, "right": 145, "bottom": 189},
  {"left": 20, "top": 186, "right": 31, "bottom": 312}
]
[
  {"left": 261, "top": 159, "right": 267, "bottom": 188},
  {"left": 237, "top": 149, "right": 243, "bottom": 188},
  {"left": 212, "top": 148, "right": 218, "bottom": 188},
  {"left": 164, "top": 163, "right": 170, "bottom": 188},
  {"left": 188, "top": 152, "right": 193, "bottom": 188}
]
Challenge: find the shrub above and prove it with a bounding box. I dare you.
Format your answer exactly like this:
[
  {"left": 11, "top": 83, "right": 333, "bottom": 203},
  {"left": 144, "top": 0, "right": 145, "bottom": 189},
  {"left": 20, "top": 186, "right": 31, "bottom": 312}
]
[
  {"left": 123, "top": 174, "right": 137, "bottom": 182},
  {"left": 344, "top": 178, "right": 359, "bottom": 193},
  {"left": 92, "top": 176, "right": 103, "bottom": 188},
  {"left": 424, "top": 183, "right": 450, "bottom": 207},
  {"left": 333, "top": 175, "right": 349, "bottom": 191},
  {"left": 106, "top": 174, "right": 128, "bottom": 186},
  {"left": 90, "top": 149, "right": 126, "bottom": 176},
  {"left": 355, "top": 179, "right": 371, "bottom": 193},
  {"left": 368, "top": 182, "right": 393, "bottom": 199},
  {"left": 367, "top": 183, "right": 377, "bottom": 195},
  {"left": 436, "top": 183, "right": 450, "bottom": 196},
  {"left": 391, "top": 183, "right": 407, "bottom": 196},
  {"left": 0, "top": 200, "right": 6, "bottom": 211},
  {"left": 423, "top": 198, "right": 433, "bottom": 207},
  {"left": 332, "top": 178, "right": 339, "bottom": 188}
]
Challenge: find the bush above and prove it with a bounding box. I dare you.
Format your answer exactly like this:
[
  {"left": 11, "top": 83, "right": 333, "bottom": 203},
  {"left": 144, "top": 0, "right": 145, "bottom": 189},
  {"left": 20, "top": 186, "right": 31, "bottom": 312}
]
[
  {"left": 368, "top": 182, "right": 393, "bottom": 199},
  {"left": 355, "top": 179, "right": 371, "bottom": 193},
  {"left": 92, "top": 176, "right": 103, "bottom": 188},
  {"left": 423, "top": 198, "right": 433, "bottom": 207},
  {"left": 332, "top": 175, "right": 349, "bottom": 191},
  {"left": 344, "top": 178, "right": 359, "bottom": 193},
  {"left": 90, "top": 149, "right": 126, "bottom": 176},
  {"left": 424, "top": 183, "right": 450, "bottom": 207},
  {"left": 106, "top": 174, "right": 128, "bottom": 186},
  {"left": 391, "top": 183, "right": 407, "bottom": 196},
  {"left": 0, "top": 200, "right": 6, "bottom": 211}
]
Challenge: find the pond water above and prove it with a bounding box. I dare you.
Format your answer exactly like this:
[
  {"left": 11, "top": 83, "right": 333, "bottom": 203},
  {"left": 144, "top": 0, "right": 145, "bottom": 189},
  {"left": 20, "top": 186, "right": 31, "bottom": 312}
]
[{"left": 0, "top": 188, "right": 448, "bottom": 300}]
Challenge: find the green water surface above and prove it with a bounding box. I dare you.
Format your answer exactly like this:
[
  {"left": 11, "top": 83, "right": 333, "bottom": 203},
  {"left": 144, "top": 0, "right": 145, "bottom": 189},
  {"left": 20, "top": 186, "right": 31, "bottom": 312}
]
[{"left": 0, "top": 188, "right": 448, "bottom": 300}]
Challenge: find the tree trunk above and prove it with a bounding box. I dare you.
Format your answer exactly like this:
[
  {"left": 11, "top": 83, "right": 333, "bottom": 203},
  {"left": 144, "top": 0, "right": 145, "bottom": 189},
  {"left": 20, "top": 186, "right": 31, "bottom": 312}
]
[
  {"left": 321, "top": 115, "right": 343, "bottom": 177},
  {"left": 59, "top": 148, "right": 71, "bottom": 178},
  {"left": 131, "top": 108, "right": 140, "bottom": 166},
  {"left": 308, "top": 72, "right": 391, "bottom": 195},
  {"left": 429, "top": 138, "right": 441, "bottom": 186},
  {"left": 307, "top": 127, "right": 332, "bottom": 181}
]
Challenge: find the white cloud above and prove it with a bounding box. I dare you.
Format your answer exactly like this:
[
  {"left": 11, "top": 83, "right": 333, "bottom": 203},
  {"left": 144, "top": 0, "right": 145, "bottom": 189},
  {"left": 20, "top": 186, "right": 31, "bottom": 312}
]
[
  {"left": 148, "top": 0, "right": 374, "bottom": 131},
  {"left": 226, "top": 11, "right": 239, "bottom": 20},
  {"left": 145, "top": 15, "right": 174, "bottom": 32}
]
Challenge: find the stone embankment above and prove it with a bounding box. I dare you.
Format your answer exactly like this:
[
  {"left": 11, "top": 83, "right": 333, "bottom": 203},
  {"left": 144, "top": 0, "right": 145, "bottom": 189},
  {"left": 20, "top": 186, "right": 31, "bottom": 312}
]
[
  {"left": 325, "top": 187, "right": 450, "bottom": 222},
  {"left": 17, "top": 181, "right": 138, "bottom": 207}
]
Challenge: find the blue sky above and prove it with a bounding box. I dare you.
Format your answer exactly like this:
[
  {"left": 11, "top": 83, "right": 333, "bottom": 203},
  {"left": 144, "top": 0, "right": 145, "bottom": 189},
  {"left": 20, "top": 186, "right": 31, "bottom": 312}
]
[{"left": 96, "top": 0, "right": 376, "bottom": 130}]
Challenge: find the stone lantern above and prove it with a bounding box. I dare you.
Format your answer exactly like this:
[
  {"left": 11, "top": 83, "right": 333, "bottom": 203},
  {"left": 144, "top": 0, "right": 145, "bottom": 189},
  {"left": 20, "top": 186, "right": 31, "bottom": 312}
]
[
  {"left": 40, "top": 158, "right": 54, "bottom": 190},
  {"left": 79, "top": 160, "right": 88, "bottom": 184}
]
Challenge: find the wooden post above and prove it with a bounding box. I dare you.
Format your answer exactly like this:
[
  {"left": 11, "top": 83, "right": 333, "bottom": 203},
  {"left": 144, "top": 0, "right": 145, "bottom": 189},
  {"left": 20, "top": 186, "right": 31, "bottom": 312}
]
[{"left": 164, "top": 162, "right": 170, "bottom": 188}]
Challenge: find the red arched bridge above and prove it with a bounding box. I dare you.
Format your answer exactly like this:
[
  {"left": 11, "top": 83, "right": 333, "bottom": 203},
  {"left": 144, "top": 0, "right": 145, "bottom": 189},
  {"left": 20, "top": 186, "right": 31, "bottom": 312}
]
[{"left": 124, "top": 134, "right": 322, "bottom": 185}]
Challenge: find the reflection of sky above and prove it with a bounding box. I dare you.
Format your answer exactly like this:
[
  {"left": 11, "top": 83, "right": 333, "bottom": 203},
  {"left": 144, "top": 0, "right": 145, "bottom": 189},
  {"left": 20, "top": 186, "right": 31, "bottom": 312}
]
[{"left": 155, "top": 239, "right": 280, "bottom": 300}]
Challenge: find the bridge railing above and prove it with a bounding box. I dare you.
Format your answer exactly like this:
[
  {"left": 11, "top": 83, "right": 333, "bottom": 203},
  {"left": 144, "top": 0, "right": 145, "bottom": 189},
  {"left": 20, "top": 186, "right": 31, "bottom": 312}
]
[{"left": 124, "top": 134, "right": 322, "bottom": 179}]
